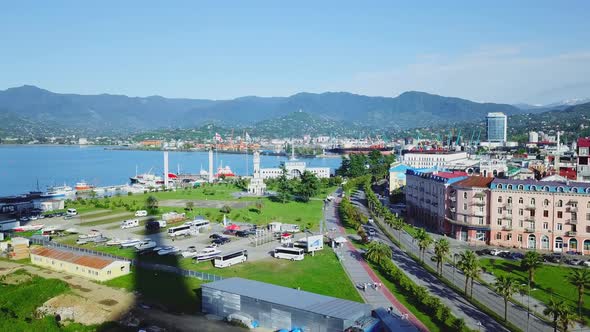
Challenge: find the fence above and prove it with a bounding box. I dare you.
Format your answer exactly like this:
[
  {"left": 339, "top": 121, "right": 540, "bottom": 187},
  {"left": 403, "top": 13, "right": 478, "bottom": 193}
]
[{"left": 28, "top": 237, "right": 223, "bottom": 282}]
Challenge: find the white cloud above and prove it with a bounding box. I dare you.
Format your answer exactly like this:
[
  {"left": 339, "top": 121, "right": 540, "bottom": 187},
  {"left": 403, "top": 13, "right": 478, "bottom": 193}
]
[{"left": 343, "top": 46, "right": 590, "bottom": 104}]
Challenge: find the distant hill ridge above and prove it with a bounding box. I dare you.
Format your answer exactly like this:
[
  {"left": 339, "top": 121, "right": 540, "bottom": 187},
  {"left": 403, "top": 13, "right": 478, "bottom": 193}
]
[{"left": 0, "top": 85, "right": 529, "bottom": 134}]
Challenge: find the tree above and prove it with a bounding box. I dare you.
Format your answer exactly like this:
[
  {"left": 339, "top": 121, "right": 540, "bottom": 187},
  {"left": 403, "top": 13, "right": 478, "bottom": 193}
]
[
  {"left": 185, "top": 201, "right": 194, "bottom": 211},
  {"left": 365, "top": 241, "right": 391, "bottom": 264},
  {"left": 298, "top": 171, "right": 321, "bottom": 202},
  {"left": 392, "top": 217, "right": 405, "bottom": 242},
  {"left": 543, "top": 298, "right": 564, "bottom": 332},
  {"left": 220, "top": 205, "right": 232, "bottom": 214},
  {"left": 566, "top": 267, "right": 590, "bottom": 318},
  {"left": 457, "top": 250, "right": 478, "bottom": 297},
  {"left": 494, "top": 275, "right": 519, "bottom": 322},
  {"left": 520, "top": 251, "right": 543, "bottom": 285},
  {"left": 558, "top": 306, "right": 577, "bottom": 332},
  {"left": 433, "top": 238, "right": 450, "bottom": 276},
  {"left": 415, "top": 228, "right": 432, "bottom": 262},
  {"left": 145, "top": 195, "right": 158, "bottom": 211},
  {"left": 255, "top": 200, "right": 264, "bottom": 214},
  {"left": 276, "top": 165, "right": 292, "bottom": 203}
]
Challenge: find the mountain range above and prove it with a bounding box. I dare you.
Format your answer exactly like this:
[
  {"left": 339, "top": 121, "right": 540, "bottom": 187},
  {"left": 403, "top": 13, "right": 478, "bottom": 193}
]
[{"left": 0, "top": 85, "right": 537, "bottom": 137}]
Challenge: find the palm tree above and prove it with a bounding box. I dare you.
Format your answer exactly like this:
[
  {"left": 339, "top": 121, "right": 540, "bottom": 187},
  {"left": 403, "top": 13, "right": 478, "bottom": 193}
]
[
  {"left": 392, "top": 217, "right": 405, "bottom": 242},
  {"left": 457, "top": 250, "right": 477, "bottom": 296},
  {"left": 467, "top": 258, "right": 481, "bottom": 299},
  {"left": 543, "top": 298, "right": 564, "bottom": 332},
  {"left": 558, "top": 305, "right": 577, "bottom": 332},
  {"left": 494, "top": 275, "right": 519, "bottom": 322},
  {"left": 566, "top": 267, "right": 590, "bottom": 318},
  {"left": 520, "top": 251, "right": 543, "bottom": 285},
  {"left": 415, "top": 228, "right": 432, "bottom": 262},
  {"left": 365, "top": 241, "right": 391, "bottom": 264},
  {"left": 433, "top": 238, "right": 450, "bottom": 276}
]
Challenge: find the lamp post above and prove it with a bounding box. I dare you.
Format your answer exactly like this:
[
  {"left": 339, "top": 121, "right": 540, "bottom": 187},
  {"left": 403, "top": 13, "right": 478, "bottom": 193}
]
[
  {"left": 521, "top": 281, "right": 531, "bottom": 332},
  {"left": 476, "top": 321, "right": 483, "bottom": 331}
]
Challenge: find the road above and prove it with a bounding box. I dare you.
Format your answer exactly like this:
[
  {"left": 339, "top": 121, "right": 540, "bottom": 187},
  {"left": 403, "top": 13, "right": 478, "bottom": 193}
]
[{"left": 352, "top": 189, "right": 566, "bottom": 332}]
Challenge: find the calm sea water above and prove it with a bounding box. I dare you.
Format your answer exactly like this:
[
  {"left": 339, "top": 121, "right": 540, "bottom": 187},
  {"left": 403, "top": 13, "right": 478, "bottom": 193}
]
[{"left": 0, "top": 145, "right": 342, "bottom": 196}]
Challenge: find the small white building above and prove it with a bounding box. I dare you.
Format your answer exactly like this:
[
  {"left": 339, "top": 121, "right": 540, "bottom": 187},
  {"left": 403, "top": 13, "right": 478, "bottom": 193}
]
[
  {"left": 402, "top": 151, "right": 469, "bottom": 169},
  {"left": 247, "top": 151, "right": 267, "bottom": 195}
]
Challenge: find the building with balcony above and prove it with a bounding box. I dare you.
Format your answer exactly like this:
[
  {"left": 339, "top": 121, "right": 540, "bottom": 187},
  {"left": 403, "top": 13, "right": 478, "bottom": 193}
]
[
  {"left": 405, "top": 169, "right": 468, "bottom": 232},
  {"left": 447, "top": 177, "right": 494, "bottom": 244},
  {"left": 402, "top": 151, "right": 469, "bottom": 169},
  {"left": 488, "top": 178, "right": 590, "bottom": 254},
  {"left": 577, "top": 137, "right": 590, "bottom": 182}
]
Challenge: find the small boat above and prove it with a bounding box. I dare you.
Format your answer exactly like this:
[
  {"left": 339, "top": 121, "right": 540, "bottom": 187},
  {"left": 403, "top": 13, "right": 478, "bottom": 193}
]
[
  {"left": 194, "top": 246, "right": 222, "bottom": 262},
  {"left": 119, "top": 238, "right": 142, "bottom": 248},
  {"left": 157, "top": 246, "right": 181, "bottom": 256},
  {"left": 75, "top": 181, "right": 95, "bottom": 191},
  {"left": 78, "top": 230, "right": 102, "bottom": 240},
  {"left": 13, "top": 224, "right": 44, "bottom": 232},
  {"left": 181, "top": 246, "right": 198, "bottom": 258},
  {"left": 106, "top": 238, "right": 122, "bottom": 246},
  {"left": 135, "top": 240, "right": 157, "bottom": 251}
]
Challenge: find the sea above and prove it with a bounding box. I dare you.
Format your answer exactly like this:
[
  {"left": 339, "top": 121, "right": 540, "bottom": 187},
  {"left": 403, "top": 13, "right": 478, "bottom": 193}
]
[{"left": 0, "top": 145, "right": 343, "bottom": 196}]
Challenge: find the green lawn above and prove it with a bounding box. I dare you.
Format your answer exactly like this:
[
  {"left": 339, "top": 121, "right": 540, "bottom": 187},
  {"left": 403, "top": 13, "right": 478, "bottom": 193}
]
[
  {"left": 480, "top": 258, "right": 590, "bottom": 325},
  {"left": 79, "top": 213, "right": 134, "bottom": 227}
]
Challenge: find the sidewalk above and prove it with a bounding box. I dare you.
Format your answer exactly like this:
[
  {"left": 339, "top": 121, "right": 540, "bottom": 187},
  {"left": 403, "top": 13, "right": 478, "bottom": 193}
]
[{"left": 325, "top": 196, "right": 425, "bottom": 332}]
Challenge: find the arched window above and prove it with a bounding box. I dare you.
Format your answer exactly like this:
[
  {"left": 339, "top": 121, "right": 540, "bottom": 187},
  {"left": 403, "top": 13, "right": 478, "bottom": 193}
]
[
  {"left": 497, "top": 184, "right": 503, "bottom": 189},
  {"left": 530, "top": 185, "right": 537, "bottom": 191},
  {"left": 498, "top": 196, "right": 503, "bottom": 203},
  {"left": 517, "top": 184, "right": 524, "bottom": 190},
  {"left": 572, "top": 188, "right": 578, "bottom": 193},
  {"left": 557, "top": 200, "right": 563, "bottom": 207},
  {"left": 530, "top": 198, "right": 535, "bottom": 205},
  {"left": 544, "top": 199, "right": 549, "bottom": 206},
  {"left": 557, "top": 187, "right": 564, "bottom": 193},
  {"left": 541, "top": 236, "right": 549, "bottom": 250},
  {"left": 518, "top": 197, "right": 524, "bottom": 204},
  {"left": 508, "top": 197, "right": 513, "bottom": 204},
  {"left": 544, "top": 186, "right": 550, "bottom": 191},
  {"left": 507, "top": 184, "right": 513, "bottom": 190}
]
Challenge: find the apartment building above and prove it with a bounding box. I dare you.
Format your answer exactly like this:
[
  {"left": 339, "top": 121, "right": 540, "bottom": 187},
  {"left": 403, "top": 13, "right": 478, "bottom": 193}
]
[
  {"left": 402, "top": 151, "right": 469, "bottom": 169},
  {"left": 405, "top": 169, "right": 468, "bottom": 232},
  {"left": 447, "top": 177, "right": 494, "bottom": 243}
]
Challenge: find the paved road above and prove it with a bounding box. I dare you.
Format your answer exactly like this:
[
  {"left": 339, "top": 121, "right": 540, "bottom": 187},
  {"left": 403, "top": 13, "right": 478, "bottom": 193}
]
[
  {"left": 354, "top": 189, "right": 570, "bottom": 332},
  {"left": 324, "top": 190, "right": 423, "bottom": 332},
  {"left": 351, "top": 190, "right": 505, "bottom": 332}
]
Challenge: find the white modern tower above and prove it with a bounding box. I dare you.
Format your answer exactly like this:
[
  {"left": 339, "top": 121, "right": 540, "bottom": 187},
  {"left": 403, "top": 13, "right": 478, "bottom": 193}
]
[
  {"left": 163, "top": 151, "right": 169, "bottom": 189},
  {"left": 485, "top": 112, "right": 507, "bottom": 143}
]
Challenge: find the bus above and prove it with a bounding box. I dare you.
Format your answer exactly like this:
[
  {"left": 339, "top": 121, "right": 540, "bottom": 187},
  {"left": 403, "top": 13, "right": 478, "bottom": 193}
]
[
  {"left": 214, "top": 249, "right": 248, "bottom": 268},
  {"left": 187, "top": 218, "right": 210, "bottom": 231},
  {"left": 273, "top": 247, "right": 305, "bottom": 261},
  {"left": 168, "top": 224, "right": 196, "bottom": 238}
]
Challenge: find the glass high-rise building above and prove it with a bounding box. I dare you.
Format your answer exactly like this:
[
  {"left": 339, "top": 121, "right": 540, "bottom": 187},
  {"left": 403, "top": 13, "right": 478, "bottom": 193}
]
[{"left": 486, "top": 112, "right": 507, "bottom": 143}]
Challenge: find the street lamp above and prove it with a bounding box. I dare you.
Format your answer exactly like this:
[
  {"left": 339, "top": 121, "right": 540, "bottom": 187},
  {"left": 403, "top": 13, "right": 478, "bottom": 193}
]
[
  {"left": 521, "top": 281, "right": 531, "bottom": 332},
  {"left": 476, "top": 321, "right": 483, "bottom": 331}
]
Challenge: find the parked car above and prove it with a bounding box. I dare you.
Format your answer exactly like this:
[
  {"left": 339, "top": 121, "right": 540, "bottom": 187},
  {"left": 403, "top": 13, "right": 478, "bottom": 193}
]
[
  {"left": 543, "top": 253, "right": 563, "bottom": 263},
  {"left": 235, "top": 230, "right": 249, "bottom": 237},
  {"left": 582, "top": 260, "right": 590, "bottom": 267},
  {"left": 212, "top": 237, "right": 231, "bottom": 245},
  {"left": 368, "top": 228, "right": 376, "bottom": 236},
  {"left": 567, "top": 258, "right": 583, "bottom": 266},
  {"left": 490, "top": 249, "right": 509, "bottom": 256},
  {"left": 368, "top": 218, "right": 374, "bottom": 224},
  {"left": 509, "top": 252, "right": 524, "bottom": 260},
  {"left": 476, "top": 249, "right": 492, "bottom": 256},
  {"left": 135, "top": 210, "right": 148, "bottom": 217},
  {"left": 209, "top": 233, "right": 223, "bottom": 240},
  {"left": 498, "top": 251, "right": 512, "bottom": 258}
]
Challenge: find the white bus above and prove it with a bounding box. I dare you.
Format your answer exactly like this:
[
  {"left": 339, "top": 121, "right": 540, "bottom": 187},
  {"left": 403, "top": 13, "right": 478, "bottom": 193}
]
[
  {"left": 168, "top": 224, "right": 196, "bottom": 238},
  {"left": 273, "top": 247, "right": 305, "bottom": 261},
  {"left": 187, "top": 218, "right": 210, "bottom": 231},
  {"left": 121, "top": 219, "right": 139, "bottom": 229},
  {"left": 214, "top": 249, "right": 248, "bottom": 268}
]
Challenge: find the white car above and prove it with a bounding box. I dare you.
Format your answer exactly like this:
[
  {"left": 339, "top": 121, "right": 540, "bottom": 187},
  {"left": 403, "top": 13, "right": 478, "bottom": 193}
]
[
  {"left": 490, "top": 249, "right": 509, "bottom": 256},
  {"left": 368, "top": 218, "right": 374, "bottom": 223},
  {"left": 582, "top": 260, "right": 590, "bottom": 267},
  {"left": 135, "top": 210, "right": 148, "bottom": 217},
  {"left": 326, "top": 195, "right": 335, "bottom": 201}
]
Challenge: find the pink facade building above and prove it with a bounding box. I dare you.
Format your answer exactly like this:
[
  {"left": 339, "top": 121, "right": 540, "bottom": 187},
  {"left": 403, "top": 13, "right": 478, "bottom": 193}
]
[{"left": 446, "top": 177, "right": 494, "bottom": 243}]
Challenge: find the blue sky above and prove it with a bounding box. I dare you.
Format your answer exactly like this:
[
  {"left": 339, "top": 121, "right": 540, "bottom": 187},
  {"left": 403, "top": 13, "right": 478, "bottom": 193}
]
[{"left": 1, "top": 1, "right": 589, "bottom": 104}]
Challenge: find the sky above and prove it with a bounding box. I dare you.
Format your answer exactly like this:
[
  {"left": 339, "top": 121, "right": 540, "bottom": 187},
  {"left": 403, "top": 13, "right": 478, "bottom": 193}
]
[{"left": 1, "top": 1, "right": 589, "bottom": 104}]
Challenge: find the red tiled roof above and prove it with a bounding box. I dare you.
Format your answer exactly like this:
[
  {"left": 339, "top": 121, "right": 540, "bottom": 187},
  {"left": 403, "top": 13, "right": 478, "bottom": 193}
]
[
  {"left": 578, "top": 137, "right": 590, "bottom": 148},
  {"left": 453, "top": 176, "right": 494, "bottom": 188},
  {"left": 31, "top": 247, "right": 116, "bottom": 270},
  {"left": 435, "top": 171, "right": 469, "bottom": 179}
]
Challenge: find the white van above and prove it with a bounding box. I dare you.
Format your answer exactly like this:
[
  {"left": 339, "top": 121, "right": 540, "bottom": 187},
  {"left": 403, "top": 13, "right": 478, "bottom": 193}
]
[
  {"left": 280, "top": 224, "right": 300, "bottom": 233},
  {"left": 135, "top": 210, "right": 148, "bottom": 217},
  {"left": 121, "top": 219, "right": 140, "bottom": 229},
  {"left": 66, "top": 208, "right": 78, "bottom": 216}
]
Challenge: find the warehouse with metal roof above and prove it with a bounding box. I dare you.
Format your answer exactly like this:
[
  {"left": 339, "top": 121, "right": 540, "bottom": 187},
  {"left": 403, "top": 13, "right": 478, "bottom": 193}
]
[{"left": 202, "top": 277, "right": 374, "bottom": 332}]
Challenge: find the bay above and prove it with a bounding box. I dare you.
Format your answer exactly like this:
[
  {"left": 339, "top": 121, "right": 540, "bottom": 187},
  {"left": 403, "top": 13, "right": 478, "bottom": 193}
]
[{"left": 0, "top": 145, "right": 342, "bottom": 196}]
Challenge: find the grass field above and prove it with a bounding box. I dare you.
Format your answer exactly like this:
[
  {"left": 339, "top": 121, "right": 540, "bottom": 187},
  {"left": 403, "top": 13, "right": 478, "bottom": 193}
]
[
  {"left": 0, "top": 269, "right": 103, "bottom": 331},
  {"left": 480, "top": 258, "right": 590, "bottom": 325}
]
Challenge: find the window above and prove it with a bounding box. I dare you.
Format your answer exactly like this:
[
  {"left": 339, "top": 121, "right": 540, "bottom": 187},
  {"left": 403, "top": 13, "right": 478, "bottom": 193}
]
[
  {"left": 497, "top": 218, "right": 502, "bottom": 225},
  {"left": 519, "top": 197, "right": 524, "bottom": 204},
  {"left": 518, "top": 185, "right": 524, "bottom": 190},
  {"left": 586, "top": 213, "right": 590, "bottom": 221},
  {"left": 544, "top": 199, "right": 549, "bottom": 207},
  {"left": 498, "top": 196, "right": 503, "bottom": 203},
  {"left": 519, "top": 208, "right": 524, "bottom": 216},
  {"left": 557, "top": 223, "right": 563, "bottom": 231},
  {"left": 517, "top": 234, "right": 522, "bottom": 242},
  {"left": 496, "top": 233, "right": 502, "bottom": 240},
  {"left": 519, "top": 220, "right": 523, "bottom": 227},
  {"left": 543, "top": 222, "right": 548, "bottom": 230},
  {"left": 508, "top": 197, "right": 513, "bottom": 204},
  {"left": 478, "top": 206, "right": 484, "bottom": 212},
  {"left": 530, "top": 198, "right": 535, "bottom": 205},
  {"left": 530, "top": 210, "right": 535, "bottom": 217},
  {"left": 498, "top": 208, "right": 503, "bottom": 214},
  {"left": 557, "top": 211, "right": 563, "bottom": 218},
  {"left": 544, "top": 210, "right": 549, "bottom": 218},
  {"left": 478, "top": 217, "right": 484, "bottom": 225},
  {"left": 463, "top": 203, "right": 467, "bottom": 210},
  {"left": 463, "top": 215, "right": 468, "bottom": 222},
  {"left": 508, "top": 209, "right": 513, "bottom": 215},
  {"left": 557, "top": 200, "right": 563, "bottom": 207},
  {"left": 506, "top": 233, "right": 512, "bottom": 241},
  {"left": 463, "top": 192, "right": 467, "bottom": 199},
  {"left": 587, "top": 201, "right": 590, "bottom": 209}
]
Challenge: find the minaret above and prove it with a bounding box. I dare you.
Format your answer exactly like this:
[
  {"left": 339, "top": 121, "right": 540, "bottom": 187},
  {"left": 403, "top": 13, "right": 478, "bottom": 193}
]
[
  {"left": 291, "top": 140, "right": 296, "bottom": 160},
  {"left": 208, "top": 148, "right": 214, "bottom": 183},
  {"left": 163, "top": 151, "right": 169, "bottom": 189}
]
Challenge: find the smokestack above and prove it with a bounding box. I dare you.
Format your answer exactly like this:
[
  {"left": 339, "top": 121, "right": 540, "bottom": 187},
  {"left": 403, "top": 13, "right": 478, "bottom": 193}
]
[
  {"left": 208, "top": 148, "right": 214, "bottom": 183},
  {"left": 163, "top": 151, "right": 169, "bottom": 189}
]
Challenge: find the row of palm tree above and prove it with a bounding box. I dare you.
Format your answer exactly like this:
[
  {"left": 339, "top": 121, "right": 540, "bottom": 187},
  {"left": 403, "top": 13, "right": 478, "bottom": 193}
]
[{"left": 543, "top": 298, "right": 578, "bottom": 332}]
